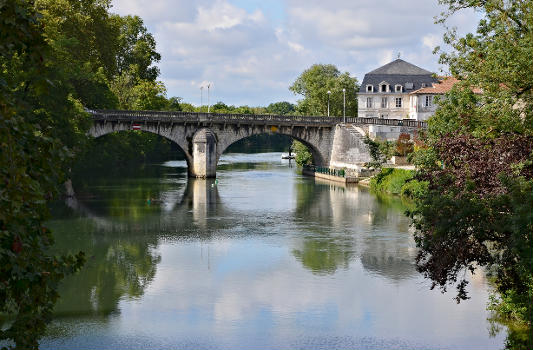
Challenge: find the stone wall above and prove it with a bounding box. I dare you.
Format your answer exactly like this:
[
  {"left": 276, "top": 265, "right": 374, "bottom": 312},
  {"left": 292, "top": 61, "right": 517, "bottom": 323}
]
[{"left": 329, "top": 125, "right": 372, "bottom": 170}]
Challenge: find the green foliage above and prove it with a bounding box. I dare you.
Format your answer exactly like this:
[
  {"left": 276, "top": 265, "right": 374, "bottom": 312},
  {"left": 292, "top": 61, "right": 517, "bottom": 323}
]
[
  {"left": 363, "top": 136, "right": 395, "bottom": 168},
  {"left": 0, "top": 1, "right": 85, "bottom": 348},
  {"left": 290, "top": 64, "right": 358, "bottom": 116},
  {"left": 265, "top": 101, "right": 295, "bottom": 115},
  {"left": 410, "top": 8, "right": 533, "bottom": 345},
  {"left": 400, "top": 179, "right": 428, "bottom": 199},
  {"left": 370, "top": 168, "right": 414, "bottom": 195},
  {"left": 35, "top": 0, "right": 119, "bottom": 109},
  {"left": 433, "top": 0, "right": 532, "bottom": 136},
  {"left": 113, "top": 15, "right": 161, "bottom": 82},
  {"left": 292, "top": 140, "right": 312, "bottom": 166}
]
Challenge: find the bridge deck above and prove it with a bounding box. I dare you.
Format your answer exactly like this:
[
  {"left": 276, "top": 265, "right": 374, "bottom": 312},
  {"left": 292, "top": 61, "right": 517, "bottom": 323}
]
[{"left": 89, "top": 109, "right": 427, "bottom": 128}]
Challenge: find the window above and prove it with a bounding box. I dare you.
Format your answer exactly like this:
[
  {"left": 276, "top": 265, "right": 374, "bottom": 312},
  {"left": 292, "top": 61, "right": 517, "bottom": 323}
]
[
  {"left": 424, "top": 95, "right": 432, "bottom": 107},
  {"left": 405, "top": 82, "right": 413, "bottom": 89},
  {"left": 381, "top": 97, "right": 388, "bottom": 108},
  {"left": 395, "top": 85, "right": 403, "bottom": 92},
  {"left": 381, "top": 84, "right": 388, "bottom": 92},
  {"left": 366, "top": 97, "right": 373, "bottom": 108},
  {"left": 395, "top": 97, "right": 402, "bottom": 108},
  {"left": 421, "top": 83, "right": 427, "bottom": 88},
  {"left": 366, "top": 85, "right": 373, "bottom": 92}
]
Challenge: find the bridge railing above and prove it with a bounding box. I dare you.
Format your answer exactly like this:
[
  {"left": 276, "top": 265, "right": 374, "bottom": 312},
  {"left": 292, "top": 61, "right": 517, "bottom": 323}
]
[
  {"left": 303, "top": 164, "right": 346, "bottom": 178},
  {"left": 89, "top": 109, "right": 427, "bottom": 128}
]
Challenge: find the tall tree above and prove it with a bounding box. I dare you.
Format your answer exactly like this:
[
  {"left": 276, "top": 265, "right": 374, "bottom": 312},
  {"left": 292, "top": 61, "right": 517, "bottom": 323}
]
[
  {"left": 113, "top": 15, "right": 161, "bottom": 82},
  {"left": 0, "top": 1, "right": 85, "bottom": 348},
  {"left": 289, "top": 64, "right": 358, "bottom": 116},
  {"left": 410, "top": 1, "right": 532, "bottom": 348},
  {"left": 35, "top": 0, "right": 119, "bottom": 109}
]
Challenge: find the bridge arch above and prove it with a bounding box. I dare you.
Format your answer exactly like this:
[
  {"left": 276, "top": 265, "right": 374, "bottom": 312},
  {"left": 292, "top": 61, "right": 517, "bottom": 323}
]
[
  {"left": 215, "top": 124, "right": 331, "bottom": 167},
  {"left": 88, "top": 121, "right": 193, "bottom": 169},
  {"left": 216, "top": 129, "right": 326, "bottom": 166}
]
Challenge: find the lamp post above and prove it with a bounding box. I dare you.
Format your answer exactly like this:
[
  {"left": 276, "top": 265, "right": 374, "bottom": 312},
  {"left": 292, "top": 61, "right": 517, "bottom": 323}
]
[
  {"left": 200, "top": 86, "right": 204, "bottom": 111},
  {"left": 207, "top": 83, "right": 211, "bottom": 113},
  {"left": 342, "top": 88, "right": 346, "bottom": 123},
  {"left": 327, "top": 90, "right": 331, "bottom": 117}
]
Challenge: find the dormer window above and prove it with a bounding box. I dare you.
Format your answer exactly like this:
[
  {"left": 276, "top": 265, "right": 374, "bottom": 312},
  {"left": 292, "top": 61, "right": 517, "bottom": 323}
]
[
  {"left": 421, "top": 83, "right": 427, "bottom": 88},
  {"left": 405, "top": 82, "right": 413, "bottom": 89},
  {"left": 380, "top": 84, "right": 389, "bottom": 92},
  {"left": 366, "top": 85, "right": 374, "bottom": 92},
  {"left": 395, "top": 85, "right": 403, "bottom": 92}
]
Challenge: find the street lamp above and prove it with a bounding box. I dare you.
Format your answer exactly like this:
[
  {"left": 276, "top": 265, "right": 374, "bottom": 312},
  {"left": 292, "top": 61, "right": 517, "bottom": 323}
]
[
  {"left": 327, "top": 90, "right": 331, "bottom": 117},
  {"left": 207, "top": 83, "right": 211, "bottom": 113},
  {"left": 342, "top": 88, "right": 346, "bottom": 123},
  {"left": 200, "top": 86, "right": 204, "bottom": 111}
]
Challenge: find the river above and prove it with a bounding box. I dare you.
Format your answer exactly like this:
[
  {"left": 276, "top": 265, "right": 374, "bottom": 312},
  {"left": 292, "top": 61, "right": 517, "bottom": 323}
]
[{"left": 41, "top": 152, "right": 506, "bottom": 349}]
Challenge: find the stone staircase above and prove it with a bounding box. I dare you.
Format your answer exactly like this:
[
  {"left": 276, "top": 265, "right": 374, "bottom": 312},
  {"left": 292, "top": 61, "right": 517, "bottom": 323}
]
[{"left": 347, "top": 125, "right": 367, "bottom": 147}]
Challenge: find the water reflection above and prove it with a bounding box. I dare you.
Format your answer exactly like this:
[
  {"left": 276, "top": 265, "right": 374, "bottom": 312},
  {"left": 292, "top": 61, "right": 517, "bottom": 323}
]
[
  {"left": 181, "top": 179, "right": 220, "bottom": 227},
  {"left": 42, "top": 155, "right": 505, "bottom": 349},
  {"left": 291, "top": 179, "right": 417, "bottom": 280},
  {"left": 51, "top": 219, "right": 161, "bottom": 317}
]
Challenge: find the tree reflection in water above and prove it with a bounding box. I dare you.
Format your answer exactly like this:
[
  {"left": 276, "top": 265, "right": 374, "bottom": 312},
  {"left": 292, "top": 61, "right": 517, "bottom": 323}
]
[
  {"left": 49, "top": 175, "right": 225, "bottom": 319},
  {"left": 292, "top": 179, "right": 417, "bottom": 280}
]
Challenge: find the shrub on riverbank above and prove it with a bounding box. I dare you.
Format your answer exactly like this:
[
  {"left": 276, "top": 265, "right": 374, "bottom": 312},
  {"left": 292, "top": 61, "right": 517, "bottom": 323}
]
[
  {"left": 369, "top": 167, "right": 428, "bottom": 199},
  {"left": 370, "top": 168, "right": 413, "bottom": 195}
]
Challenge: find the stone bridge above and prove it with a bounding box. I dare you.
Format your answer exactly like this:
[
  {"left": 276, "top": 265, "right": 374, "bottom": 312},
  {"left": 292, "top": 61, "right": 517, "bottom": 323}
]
[{"left": 88, "top": 110, "right": 426, "bottom": 178}]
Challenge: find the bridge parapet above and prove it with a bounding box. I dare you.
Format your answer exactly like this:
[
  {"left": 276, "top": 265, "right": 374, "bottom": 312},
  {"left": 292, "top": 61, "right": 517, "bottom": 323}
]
[{"left": 89, "top": 109, "right": 427, "bottom": 128}]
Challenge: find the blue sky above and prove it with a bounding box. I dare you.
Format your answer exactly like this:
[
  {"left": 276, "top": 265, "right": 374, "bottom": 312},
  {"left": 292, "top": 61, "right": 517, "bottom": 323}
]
[{"left": 111, "top": 0, "right": 478, "bottom": 107}]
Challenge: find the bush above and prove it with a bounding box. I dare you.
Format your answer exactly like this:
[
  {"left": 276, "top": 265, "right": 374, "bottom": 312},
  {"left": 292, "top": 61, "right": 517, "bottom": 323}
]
[
  {"left": 370, "top": 168, "right": 414, "bottom": 195},
  {"left": 396, "top": 133, "right": 414, "bottom": 156},
  {"left": 400, "top": 179, "right": 428, "bottom": 198}
]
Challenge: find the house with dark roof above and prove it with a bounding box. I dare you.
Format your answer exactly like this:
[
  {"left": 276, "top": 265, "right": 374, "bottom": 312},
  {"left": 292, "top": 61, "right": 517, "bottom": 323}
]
[{"left": 358, "top": 59, "right": 439, "bottom": 121}]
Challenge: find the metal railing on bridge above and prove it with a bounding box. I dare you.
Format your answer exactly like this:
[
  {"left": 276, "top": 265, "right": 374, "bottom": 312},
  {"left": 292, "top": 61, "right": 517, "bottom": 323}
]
[{"left": 88, "top": 109, "right": 427, "bottom": 128}]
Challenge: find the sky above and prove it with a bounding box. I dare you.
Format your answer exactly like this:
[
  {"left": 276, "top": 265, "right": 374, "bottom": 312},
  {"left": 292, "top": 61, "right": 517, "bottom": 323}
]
[{"left": 110, "top": 0, "right": 479, "bottom": 107}]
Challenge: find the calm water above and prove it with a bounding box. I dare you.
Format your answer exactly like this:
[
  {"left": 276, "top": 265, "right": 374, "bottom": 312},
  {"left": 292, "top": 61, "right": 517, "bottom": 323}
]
[{"left": 42, "top": 153, "right": 506, "bottom": 349}]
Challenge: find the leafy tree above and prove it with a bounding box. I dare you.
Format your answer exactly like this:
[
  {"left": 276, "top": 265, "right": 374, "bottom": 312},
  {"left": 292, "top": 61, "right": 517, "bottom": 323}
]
[
  {"left": 293, "top": 141, "right": 312, "bottom": 166},
  {"left": 113, "top": 15, "right": 161, "bottom": 82},
  {"left": 130, "top": 80, "right": 168, "bottom": 110},
  {"left": 265, "top": 101, "right": 295, "bottom": 115},
  {"left": 35, "top": 0, "right": 120, "bottom": 109},
  {"left": 289, "top": 64, "right": 358, "bottom": 116},
  {"left": 410, "top": 1, "right": 533, "bottom": 348},
  {"left": 0, "top": 1, "right": 85, "bottom": 348},
  {"left": 167, "top": 96, "right": 183, "bottom": 111}
]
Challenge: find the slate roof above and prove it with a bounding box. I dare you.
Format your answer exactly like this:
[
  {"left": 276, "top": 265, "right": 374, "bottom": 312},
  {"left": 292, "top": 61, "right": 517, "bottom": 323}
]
[{"left": 360, "top": 59, "right": 438, "bottom": 93}]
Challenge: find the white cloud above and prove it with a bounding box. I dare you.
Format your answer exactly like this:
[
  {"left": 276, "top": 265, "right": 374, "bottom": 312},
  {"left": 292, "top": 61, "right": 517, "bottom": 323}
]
[
  {"left": 422, "top": 34, "right": 441, "bottom": 51},
  {"left": 110, "top": 0, "right": 480, "bottom": 106},
  {"left": 196, "top": 1, "right": 264, "bottom": 31}
]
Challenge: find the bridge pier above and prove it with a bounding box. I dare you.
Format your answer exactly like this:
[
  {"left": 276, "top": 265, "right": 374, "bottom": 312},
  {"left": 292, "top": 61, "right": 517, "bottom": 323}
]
[{"left": 190, "top": 128, "right": 217, "bottom": 178}]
